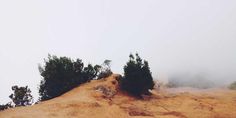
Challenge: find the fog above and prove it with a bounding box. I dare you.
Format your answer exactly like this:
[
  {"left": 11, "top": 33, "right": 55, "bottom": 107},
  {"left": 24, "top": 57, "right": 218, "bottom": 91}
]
[{"left": 0, "top": 0, "right": 236, "bottom": 103}]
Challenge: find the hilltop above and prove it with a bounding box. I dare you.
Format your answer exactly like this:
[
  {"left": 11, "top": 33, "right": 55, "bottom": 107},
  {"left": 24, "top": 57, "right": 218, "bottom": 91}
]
[{"left": 0, "top": 74, "right": 236, "bottom": 118}]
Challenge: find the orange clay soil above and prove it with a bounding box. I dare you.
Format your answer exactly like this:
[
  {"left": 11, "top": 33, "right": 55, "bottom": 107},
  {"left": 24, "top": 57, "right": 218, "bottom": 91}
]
[{"left": 0, "top": 74, "right": 236, "bottom": 118}]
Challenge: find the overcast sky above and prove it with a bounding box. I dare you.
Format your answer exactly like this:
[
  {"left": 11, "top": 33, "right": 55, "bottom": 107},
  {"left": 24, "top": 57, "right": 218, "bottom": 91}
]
[{"left": 0, "top": 0, "right": 236, "bottom": 103}]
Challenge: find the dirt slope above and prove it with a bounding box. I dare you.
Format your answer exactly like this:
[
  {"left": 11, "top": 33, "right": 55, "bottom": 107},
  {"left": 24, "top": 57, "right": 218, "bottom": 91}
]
[{"left": 0, "top": 74, "right": 236, "bottom": 118}]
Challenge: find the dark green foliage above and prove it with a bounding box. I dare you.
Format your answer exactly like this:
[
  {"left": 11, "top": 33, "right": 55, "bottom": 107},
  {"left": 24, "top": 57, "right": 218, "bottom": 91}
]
[
  {"left": 83, "top": 64, "right": 98, "bottom": 82},
  {"left": 229, "top": 81, "right": 236, "bottom": 90},
  {"left": 97, "top": 60, "right": 113, "bottom": 79},
  {"left": 97, "top": 70, "right": 113, "bottom": 80},
  {"left": 38, "top": 55, "right": 99, "bottom": 101},
  {"left": 9, "top": 85, "right": 33, "bottom": 107},
  {"left": 120, "top": 53, "right": 154, "bottom": 96},
  {"left": 0, "top": 85, "right": 32, "bottom": 111},
  {"left": 0, "top": 103, "right": 12, "bottom": 111}
]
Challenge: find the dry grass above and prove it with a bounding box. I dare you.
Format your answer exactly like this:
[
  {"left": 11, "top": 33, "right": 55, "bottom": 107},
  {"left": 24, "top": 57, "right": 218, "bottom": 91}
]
[{"left": 1, "top": 74, "right": 236, "bottom": 118}]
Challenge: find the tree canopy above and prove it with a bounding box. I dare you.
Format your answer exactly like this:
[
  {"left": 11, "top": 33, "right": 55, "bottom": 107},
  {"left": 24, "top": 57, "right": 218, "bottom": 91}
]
[
  {"left": 38, "top": 55, "right": 100, "bottom": 101},
  {"left": 96, "top": 60, "right": 113, "bottom": 79},
  {"left": 9, "top": 85, "right": 33, "bottom": 107},
  {"left": 120, "top": 53, "right": 154, "bottom": 96}
]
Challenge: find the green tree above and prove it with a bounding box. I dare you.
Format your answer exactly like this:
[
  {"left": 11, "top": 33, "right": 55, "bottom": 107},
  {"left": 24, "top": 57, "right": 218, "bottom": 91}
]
[
  {"left": 9, "top": 85, "right": 33, "bottom": 107},
  {"left": 97, "top": 60, "right": 113, "bottom": 79},
  {"left": 120, "top": 53, "right": 154, "bottom": 96},
  {"left": 38, "top": 55, "right": 99, "bottom": 101},
  {"left": 82, "top": 64, "right": 98, "bottom": 82}
]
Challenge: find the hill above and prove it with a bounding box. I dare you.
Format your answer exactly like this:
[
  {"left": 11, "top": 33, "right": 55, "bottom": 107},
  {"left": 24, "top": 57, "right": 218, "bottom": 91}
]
[{"left": 0, "top": 74, "right": 236, "bottom": 118}]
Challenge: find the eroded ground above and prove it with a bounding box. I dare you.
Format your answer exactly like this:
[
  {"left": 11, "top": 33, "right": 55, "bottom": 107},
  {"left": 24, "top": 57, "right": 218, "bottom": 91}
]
[{"left": 0, "top": 75, "right": 236, "bottom": 118}]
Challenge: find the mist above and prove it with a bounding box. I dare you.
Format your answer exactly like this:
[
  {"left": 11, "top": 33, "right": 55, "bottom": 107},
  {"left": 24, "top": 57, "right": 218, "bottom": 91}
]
[{"left": 0, "top": 0, "right": 236, "bottom": 104}]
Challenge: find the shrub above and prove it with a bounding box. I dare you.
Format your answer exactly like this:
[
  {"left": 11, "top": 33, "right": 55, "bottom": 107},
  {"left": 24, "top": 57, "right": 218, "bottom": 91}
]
[
  {"left": 0, "top": 103, "right": 12, "bottom": 111},
  {"left": 229, "top": 81, "right": 236, "bottom": 90},
  {"left": 9, "top": 85, "right": 33, "bottom": 107},
  {"left": 120, "top": 53, "right": 155, "bottom": 96},
  {"left": 38, "top": 55, "right": 99, "bottom": 101}
]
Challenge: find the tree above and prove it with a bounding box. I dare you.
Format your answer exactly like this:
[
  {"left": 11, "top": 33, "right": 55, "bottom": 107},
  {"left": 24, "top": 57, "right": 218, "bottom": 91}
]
[
  {"left": 82, "top": 64, "right": 98, "bottom": 82},
  {"left": 103, "top": 60, "right": 111, "bottom": 69},
  {"left": 38, "top": 55, "right": 99, "bottom": 101},
  {"left": 9, "top": 85, "right": 33, "bottom": 107},
  {"left": 97, "top": 60, "right": 113, "bottom": 79},
  {"left": 120, "top": 53, "right": 154, "bottom": 96}
]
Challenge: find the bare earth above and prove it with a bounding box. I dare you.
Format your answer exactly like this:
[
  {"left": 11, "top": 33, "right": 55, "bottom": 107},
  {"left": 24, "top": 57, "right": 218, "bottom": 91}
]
[{"left": 0, "top": 74, "right": 236, "bottom": 118}]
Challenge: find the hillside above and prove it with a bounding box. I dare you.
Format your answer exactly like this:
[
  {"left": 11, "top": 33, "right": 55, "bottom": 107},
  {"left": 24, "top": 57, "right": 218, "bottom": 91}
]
[{"left": 0, "top": 74, "right": 236, "bottom": 118}]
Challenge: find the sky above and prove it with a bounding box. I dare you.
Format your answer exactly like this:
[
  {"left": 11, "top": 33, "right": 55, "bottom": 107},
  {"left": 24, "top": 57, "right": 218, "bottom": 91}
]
[{"left": 0, "top": 0, "right": 236, "bottom": 104}]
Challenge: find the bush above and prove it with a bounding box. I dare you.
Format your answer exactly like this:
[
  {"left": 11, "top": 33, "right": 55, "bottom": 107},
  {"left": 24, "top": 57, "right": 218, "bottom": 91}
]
[
  {"left": 38, "top": 55, "right": 99, "bottom": 101},
  {"left": 9, "top": 85, "right": 33, "bottom": 107},
  {"left": 120, "top": 53, "right": 155, "bottom": 96},
  {"left": 229, "top": 81, "right": 236, "bottom": 90},
  {"left": 0, "top": 103, "right": 12, "bottom": 111}
]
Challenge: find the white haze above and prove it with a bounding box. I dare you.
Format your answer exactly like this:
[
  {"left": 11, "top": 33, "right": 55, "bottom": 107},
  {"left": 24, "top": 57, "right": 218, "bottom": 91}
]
[{"left": 0, "top": 0, "right": 236, "bottom": 103}]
